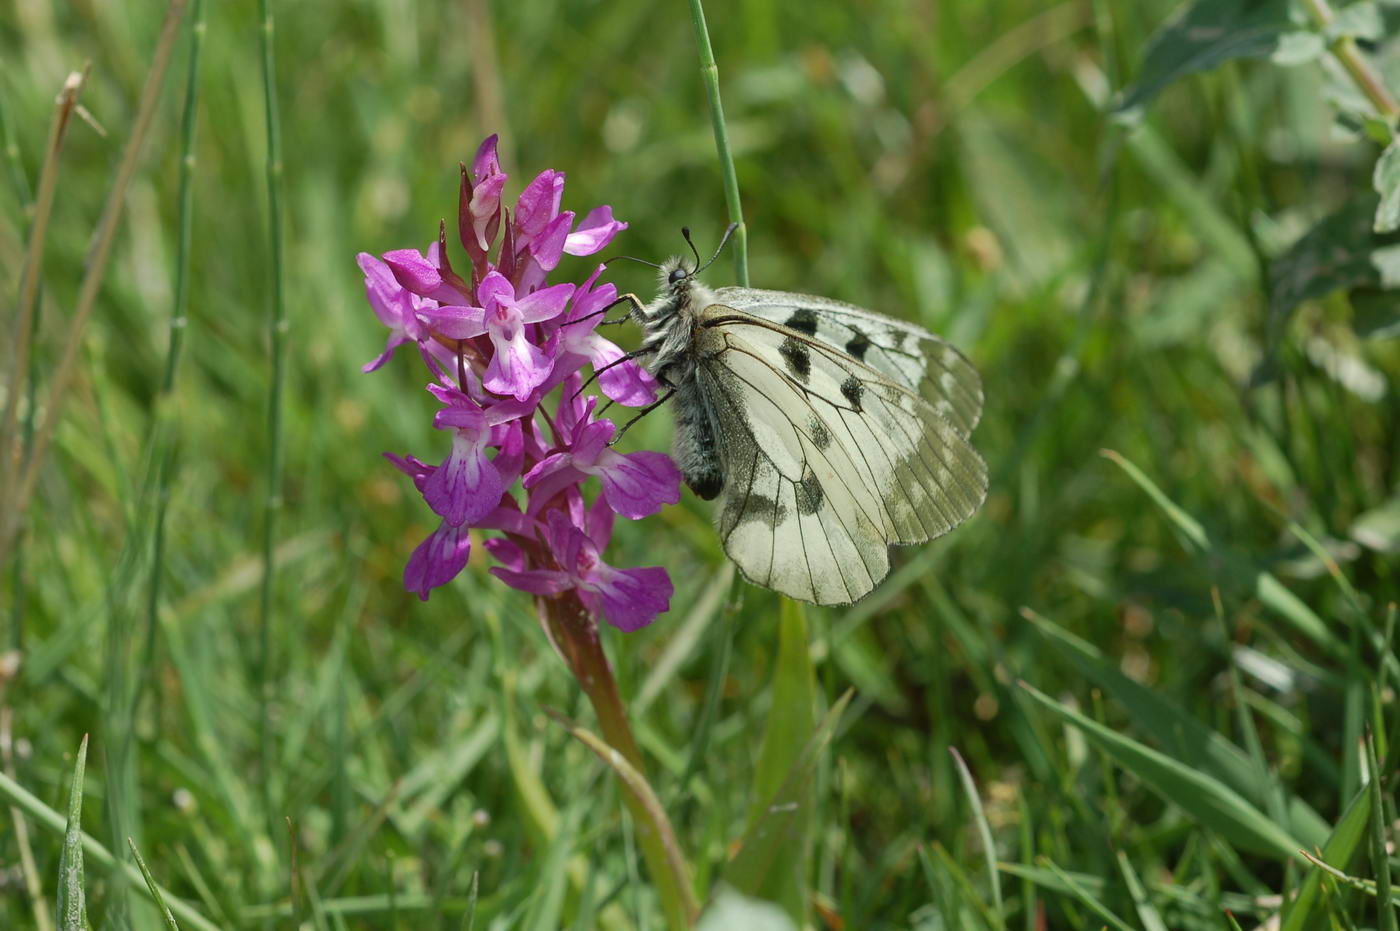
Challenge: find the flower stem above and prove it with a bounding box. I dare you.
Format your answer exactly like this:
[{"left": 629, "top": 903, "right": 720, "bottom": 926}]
[
  {"left": 687, "top": 0, "right": 749, "bottom": 286},
  {"left": 1303, "top": 0, "right": 1400, "bottom": 122},
  {"left": 258, "top": 0, "right": 288, "bottom": 835},
  {"left": 539, "top": 593, "right": 697, "bottom": 929}
]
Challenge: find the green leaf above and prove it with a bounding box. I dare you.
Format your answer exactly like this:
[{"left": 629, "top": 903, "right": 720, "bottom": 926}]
[
  {"left": 1023, "top": 608, "right": 1330, "bottom": 848},
  {"left": 1282, "top": 786, "right": 1372, "bottom": 930},
  {"left": 1330, "top": 1, "right": 1385, "bottom": 41},
  {"left": 1351, "top": 495, "right": 1400, "bottom": 554},
  {"left": 1270, "top": 30, "right": 1326, "bottom": 65},
  {"left": 1116, "top": 0, "right": 1296, "bottom": 115},
  {"left": 1350, "top": 289, "right": 1400, "bottom": 339},
  {"left": 1018, "top": 681, "right": 1304, "bottom": 860},
  {"left": 1269, "top": 192, "right": 1400, "bottom": 339},
  {"left": 1374, "top": 141, "right": 1400, "bottom": 234},
  {"left": 1100, "top": 449, "right": 1210, "bottom": 551},
  {"left": 949, "top": 747, "right": 1005, "bottom": 927},
  {"left": 739, "top": 599, "right": 817, "bottom": 922},
  {"left": 56, "top": 735, "right": 88, "bottom": 931},
  {"left": 725, "top": 689, "right": 852, "bottom": 909},
  {"left": 999, "top": 863, "right": 1262, "bottom": 919},
  {"left": 1116, "top": 851, "right": 1169, "bottom": 931},
  {"left": 542, "top": 709, "right": 698, "bottom": 923},
  {"left": 1038, "top": 857, "right": 1136, "bottom": 931},
  {"left": 128, "top": 838, "right": 180, "bottom": 930},
  {"left": 1367, "top": 731, "right": 1396, "bottom": 931}
]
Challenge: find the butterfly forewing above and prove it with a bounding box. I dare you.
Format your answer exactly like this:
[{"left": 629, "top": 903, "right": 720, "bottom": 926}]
[
  {"left": 695, "top": 309, "right": 988, "bottom": 605},
  {"left": 712, "top": 287, "right": 984, "bottom": 438}
]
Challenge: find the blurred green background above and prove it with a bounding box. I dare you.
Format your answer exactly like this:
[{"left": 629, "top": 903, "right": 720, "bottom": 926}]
[{"left": 4, "top": 0, "right": 1399, "bottom": 927}]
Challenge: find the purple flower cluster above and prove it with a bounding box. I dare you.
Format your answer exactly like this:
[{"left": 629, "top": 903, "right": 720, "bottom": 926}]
[{"left": 358, "top": 136, "right": 679, "bottom": 631}]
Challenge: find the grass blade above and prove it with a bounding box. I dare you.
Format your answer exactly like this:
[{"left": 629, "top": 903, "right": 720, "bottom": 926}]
[
  {"left": 725, "top": 689, "right": 852, "bottom": 902},
  {"left": 55, "top": 735, "right": 88, "bottom": 931},
  {"left": 128, "top": 838, "right": 181, "bottom": 930},
  {"left": 744, "top": 598, "right": 816, "bottom": 921},
  {"left": 1018, "top": 680, "right": 1303, "bottom": 860},
  {"left": 1039, "top": 856, "right": 1135, "bottom": 931},
  {"left": 1367, "top": 728, "right": 1395, "bottom": 931},
  {"left": 257, "top": 0, "right": 289, "bottom": 838},
  {"left": 1281, "top": 784, "right": 1372, "bottom": 930},
  {"left": 1099, "top": 448, "right": 1209, "bottom": 551},
  {"left": 543, "top": 709, "right": 699, "bottom": 921},
  {"left": 1023, "top": 606, "right": 1330, "bottom": 846},
  {"left": 0, "top": 761, "right": 219, "bottom": 931},
  {"left": 949, "top": 747, "right": 1004, "bottom": 926}
]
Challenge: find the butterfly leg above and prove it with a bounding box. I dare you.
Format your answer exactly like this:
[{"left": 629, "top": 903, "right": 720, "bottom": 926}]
[
  {"left": 610, "top": 386, "right": 677, "bottom": 444},
  {"left": 558, "top": 292, "right": 647, "bottom": 329}
]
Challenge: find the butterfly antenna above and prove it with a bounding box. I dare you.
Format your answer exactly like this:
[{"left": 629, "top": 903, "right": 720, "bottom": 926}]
[
  {"left": 603, "top": 254, "right": 662, "bottom": 270},
  {"left": 680, "top": 227, "right": 703, "bottom": 270},
  {"left": 697, "top": 222, "right": 738, "bottom": 273}
]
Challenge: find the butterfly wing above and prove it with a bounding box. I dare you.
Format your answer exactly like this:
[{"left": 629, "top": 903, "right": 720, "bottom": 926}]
[
  {"left": 712, "top": 287, "right": 983, "bottom": 437},
  {"left": 694, "top": 305, "right": 986, "bottom": 605}
]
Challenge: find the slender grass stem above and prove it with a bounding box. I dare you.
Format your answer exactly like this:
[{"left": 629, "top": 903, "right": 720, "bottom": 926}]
[
  {"left": 0, "top": 78, "right": 35, "bottom": 215},
  {"left": 1, "top": 709, "right": 53, "bottom": 931},
  {"left": 686, "top": 0, "right": 748, "bottom": 286},
  {"left": 0, "top": 79, "right": 43, "bottom": 655},
  {"left": 1, "top": 0, "right": 188, "bottom": 560},
  {"left": 258, "top": 0, "right": 289, "bottom": 835},
  {"left": 137, "top": 0, "right": 205, "bottom": 740},
  {"left": 0, "top": 69, "right": 86, "bottom": 541}
]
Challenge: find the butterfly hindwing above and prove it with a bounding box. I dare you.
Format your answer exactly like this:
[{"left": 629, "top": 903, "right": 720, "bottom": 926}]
[
  {"left": 692, "top": 309, "right": 988, "bottom": 605},
  {"left": 712, "top": 287, "right": 984, "bottom": 438}
]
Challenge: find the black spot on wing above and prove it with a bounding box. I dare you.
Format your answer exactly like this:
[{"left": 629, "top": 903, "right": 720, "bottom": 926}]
[
  {"left": 784, "top": 308, "right": 819, "bottom": 335},
  {"left": 795, "top": 469, "right": 824, "bottom": 516},
  {"left": 841, "top": 375, "right": 863, "bottom": 411},
  {"left": 736, "top": 492, "right": 785, "bottom": 530},
  {"left": 844, "top": 329, "right": 871, "bottom": 361},
  {"left": 779, "top": 337, "right": 811, "bottom": 382},
  {"left": 808, "top": 415, "right": 831, "bottom": 451}
]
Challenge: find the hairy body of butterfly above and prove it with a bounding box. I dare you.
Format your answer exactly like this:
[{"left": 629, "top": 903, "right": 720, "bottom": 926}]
[{"left": 625, "top": 255, "right": 987, "bottom": 606}]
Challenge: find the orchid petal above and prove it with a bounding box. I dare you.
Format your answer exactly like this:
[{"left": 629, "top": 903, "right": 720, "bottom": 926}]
[
  {"left": 564, "top": 206, "right": 628, "bottom": 256},
  {"left": 424, "top": 432, "right": 504, "bottom": 526},
  {"left": 403, "top": 520, "right": 472, "bottom": 600},
  {"left": 515, "top": 282, "right": 576, "bottom": 324},
  {"left": 593, "top": 449, "right": 682, "bottom": 519},
  {"left": 484, "top": 328, "right": 552, "bottom": 401}
]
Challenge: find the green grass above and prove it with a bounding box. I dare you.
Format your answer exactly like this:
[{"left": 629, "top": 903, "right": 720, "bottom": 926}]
[{"left": 3, "top": 0, "right": 1400, "bottom": 927}]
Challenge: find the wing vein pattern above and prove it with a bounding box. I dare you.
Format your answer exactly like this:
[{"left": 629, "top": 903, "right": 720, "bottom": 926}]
[{"left": 692, "top": 297, "right": 987, "bottom": 605}]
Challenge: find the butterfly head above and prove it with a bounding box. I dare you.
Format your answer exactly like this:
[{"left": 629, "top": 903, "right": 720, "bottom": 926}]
[{"left": 658, "top": 256, "right": 700, "bottom": 296}]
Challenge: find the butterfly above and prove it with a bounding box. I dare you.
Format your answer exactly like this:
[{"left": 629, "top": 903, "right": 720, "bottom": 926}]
[{"left": 609, "top": 227, "right": 987, "bottom": 606}]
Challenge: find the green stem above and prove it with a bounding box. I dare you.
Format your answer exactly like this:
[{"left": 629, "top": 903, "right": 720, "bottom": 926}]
[
  {"left": 687, "top": 0, "right": 748, "bottom": 286},
  {"left": 0, "top": 80, "right": 40, "bottom": 655},
  {"left": 0, "top": 69, "right": 86, "bottom": 554},
  {"left": 138, "top": 0, "right": 205, "bottom": 728},
  {"left": 258, "top": 0, "right": 288, "bottom": 833},
  {"left": 1303, "top": 0, "right": 1400, "bottom": 122},
  {"left": 539, "top": 593, "right": 698, "bottom": 929},
  {"left": 4, "top": 0, "right": 187, "bottom": 561}
]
